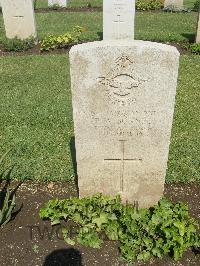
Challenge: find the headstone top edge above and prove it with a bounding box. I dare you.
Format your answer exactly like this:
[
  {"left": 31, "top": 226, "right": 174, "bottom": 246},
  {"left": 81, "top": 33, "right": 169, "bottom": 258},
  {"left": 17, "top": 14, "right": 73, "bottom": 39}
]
[{"left": 69, "top": 40, "right": 180, "bottom": 56}]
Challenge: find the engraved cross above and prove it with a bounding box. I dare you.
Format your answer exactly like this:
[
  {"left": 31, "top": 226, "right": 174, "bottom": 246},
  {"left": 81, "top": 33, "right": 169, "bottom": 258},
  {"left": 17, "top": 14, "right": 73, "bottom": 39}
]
[
  {"left": 104, "top": 140, "right": 142, "bottom": 192},
  {"left": 113, "top": 14, "right": 124, "bottom": 24}
]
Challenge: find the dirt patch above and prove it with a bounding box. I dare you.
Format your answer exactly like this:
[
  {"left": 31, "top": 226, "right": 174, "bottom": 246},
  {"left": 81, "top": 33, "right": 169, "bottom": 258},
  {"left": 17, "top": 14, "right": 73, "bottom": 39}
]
[
  {"left": 0, "top": 42, "right": 191, "bottom": 57},
  {"left": 0, "top": 181, "right": 199, "bottom": 266},
  {"left": 34, "top": 7, "right": 102, "bottom": 13}
]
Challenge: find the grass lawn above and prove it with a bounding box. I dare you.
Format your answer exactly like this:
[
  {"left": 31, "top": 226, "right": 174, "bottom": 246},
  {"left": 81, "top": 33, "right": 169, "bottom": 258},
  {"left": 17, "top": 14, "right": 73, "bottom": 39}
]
[
  {"left": 0, "top": 55, "right": 74, "bottom": 181},
  {"left": 35, "top": 0, "right": 103, "bottom": 8},
  {"left": 0, "top": 12, "right": 198, "bottom": 43},
  {"left": 0, "top": 54, "right": 199, "bottom": 183},
  {"left": 34, "top": 0, "right": 197, "bottom": 9}
]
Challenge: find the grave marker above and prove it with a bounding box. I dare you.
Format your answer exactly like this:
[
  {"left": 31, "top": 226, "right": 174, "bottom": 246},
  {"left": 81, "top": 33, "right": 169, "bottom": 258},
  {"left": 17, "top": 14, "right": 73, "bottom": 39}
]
[
  {"left": 103, "top": 0, "right": 135, "bottom": 40},
  {"left": 164, "top": 0, "right": 183, "bottom": 10},
  {"left": 48, "top": 0, "right": 68, "bottom": 7},
  {"left": 1, "top": 0, "right": 36, "bottom": 39},
  {"left": 69, "top": 1, "right": 180, "bottom": 208}
]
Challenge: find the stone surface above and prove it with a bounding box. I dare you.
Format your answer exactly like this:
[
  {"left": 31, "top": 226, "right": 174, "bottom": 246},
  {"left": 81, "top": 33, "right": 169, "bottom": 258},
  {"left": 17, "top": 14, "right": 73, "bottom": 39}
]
[
  {"left": 196, "top": 12, "right": 200, "bottom": 43},
  {"left": 103, "top": 0, "right": 135, "bottom": 40},
  {"left": 164, "top": 0, "right": 183, "bottom": 9},
  {"left": 1, "top": 0, "right": 36, "bottom": 39},
  {"left": 70, "top": 40, "right": 180, "bottom": 208},
  {"left": 48, "top": 0, "right": 68, "bottom": 7}
]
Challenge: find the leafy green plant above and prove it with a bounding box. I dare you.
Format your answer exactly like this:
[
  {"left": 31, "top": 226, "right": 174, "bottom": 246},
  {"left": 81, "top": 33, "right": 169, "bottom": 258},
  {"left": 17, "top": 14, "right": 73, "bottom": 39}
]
[
  {"left": 32, "top": 244, "right": 39, "bottom": 254},
  {"left": 136, "top": 0, "right": 163, "bottom": 11},
  {"left": 0, "top": 152, "right": 16, "bottom": 227},
  {"left": 40, "top": 194, "right": 200, "bottom": 262},
  {"left": 40, "top": 26, "right": 85, "bottom": 52},
  {"left": 1, "top": 37, "right": 35, "bottom": 52},
  {"left": 189, "top": 43, "right": 200, "bottom": 54}
]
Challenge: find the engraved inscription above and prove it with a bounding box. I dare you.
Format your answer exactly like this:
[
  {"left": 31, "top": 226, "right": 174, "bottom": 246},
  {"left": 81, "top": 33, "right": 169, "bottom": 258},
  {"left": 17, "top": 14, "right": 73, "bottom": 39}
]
[
  {"left": 104, "top": 140, "right": 142, "bottom": 192},
  {"left": 99, "top": 74, "right": 143, "bottom": 97},
  {"left": 113, "top": 14, "right": 125, "bottom": 24},
  {"left": 98, "top": 55, "right": 148, "bottom": 104},
  {"left": 90, "top": 109, "right": 157, "bottom": 138},
  {"left": 113, "top": 0, "right": 126, "bottom": 24}
]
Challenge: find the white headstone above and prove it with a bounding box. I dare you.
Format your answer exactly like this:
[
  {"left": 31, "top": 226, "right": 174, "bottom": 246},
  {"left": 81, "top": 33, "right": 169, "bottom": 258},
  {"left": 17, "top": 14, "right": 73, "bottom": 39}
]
[
  {"left": 69, "top": 41, "right": 179, "bottom": 208},
  {"left": 48, "top": 0, "right": 68, "bottom": 7},
  {"left": 103, "top": 0, "right": 135, "bottom": 40},
  {"left": 164, "top": 0, "right": 183, "bottom": 10},
  {"left": 196, "top": 12, "right": 200, "bottom": 43},
  {"left": 1, "top": 0, "right": 36, "bottom": 39}
]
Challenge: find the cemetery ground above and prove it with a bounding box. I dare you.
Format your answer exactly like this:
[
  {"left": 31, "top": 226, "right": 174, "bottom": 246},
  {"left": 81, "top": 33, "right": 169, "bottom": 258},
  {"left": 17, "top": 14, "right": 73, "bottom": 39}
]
[{"left": 0, "top": 5, "right": 200, "bottom": 266}]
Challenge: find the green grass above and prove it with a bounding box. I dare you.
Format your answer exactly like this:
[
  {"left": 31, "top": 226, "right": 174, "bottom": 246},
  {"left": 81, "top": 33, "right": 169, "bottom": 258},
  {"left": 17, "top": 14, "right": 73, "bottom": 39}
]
[
  {"left": 0, "top": 12, "right": 198, "bottom": 43},
  {"left": 167, "top": 55, "right": 200, "bottom": 183},
  {"left": 0, "top": 7, "right": 199, "bottom": 183},
  {"left": 0, "top": 54, "right": 199, "bottom": 182},
  {"left": 34, "top": 0, "right": 102, "bottom": 8},
  {"left": 34, "top": 0, "right": 101, "bottom": 8},
  {"left": 34, "top": 0, "right": 197, "bottom": 9},
  {"left": 0, "top": 55, "right": 74, "bottom": 181},
  {"left": 184, "top": 0, "right": 198, "bottom": 9}
]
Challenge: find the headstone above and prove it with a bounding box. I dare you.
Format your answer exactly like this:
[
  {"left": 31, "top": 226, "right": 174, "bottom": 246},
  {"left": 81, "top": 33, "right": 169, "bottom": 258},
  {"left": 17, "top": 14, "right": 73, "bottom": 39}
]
[
  {"left": 1, "top": 0, "right": 37, "bottom": 39},
  {"left": 103, "top": 0, "right": 135, "bottom": 40},
  {"left": 164, "top": 0, "right": 183, "bottom": 10},
  {"left": 48, "top": 0, "right": 68, "bottom": 8},
  {"left": 69, "top": 0, "right": 180, "bottom": 208},
  {"left": 196, "top": 12, "right": 200, "bottom": 43}
]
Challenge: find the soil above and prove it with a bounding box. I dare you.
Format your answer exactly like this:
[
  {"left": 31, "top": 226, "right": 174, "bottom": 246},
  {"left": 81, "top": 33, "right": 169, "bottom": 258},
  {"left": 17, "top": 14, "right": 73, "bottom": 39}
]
[
  {"left": 34, "top": 7, "right": 103, "bottom": 13},
  {"left": 0, "top": 42, "right": 191, "bottom": 57},
  {"left": 0, "top": 181, "right": 199, "bottom": 266},
  {"left": 0, "top": 7, "right": 197, "bottom": 14},
  {"left": 0, "top": 44, "right": 72, "bottom": 57}
]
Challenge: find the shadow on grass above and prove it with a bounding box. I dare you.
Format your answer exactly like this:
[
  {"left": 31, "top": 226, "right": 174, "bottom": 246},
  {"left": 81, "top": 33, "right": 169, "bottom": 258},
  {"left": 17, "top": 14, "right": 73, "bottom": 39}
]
[
  {"left": 181, "top": 33, "right": 196, "bottom": 43},
  {"left": 43, "top": 248, "right": 83, "bottom": 266},
  {"left": 97, "top": 31, "right": 103, "bottom": 40},
  {"left": 70, "top": 137, "right": 79, "bottom": 194}
]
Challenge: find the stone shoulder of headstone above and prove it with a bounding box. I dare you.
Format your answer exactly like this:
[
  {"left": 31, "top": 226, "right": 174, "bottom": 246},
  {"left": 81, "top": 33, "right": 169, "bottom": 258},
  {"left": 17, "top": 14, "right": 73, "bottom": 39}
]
[
  {"left": 70, "top": 40, "right": 180, "bottom": 54},
  {"left": 70, "top": 40, "right": 180, "bottom": 208}
]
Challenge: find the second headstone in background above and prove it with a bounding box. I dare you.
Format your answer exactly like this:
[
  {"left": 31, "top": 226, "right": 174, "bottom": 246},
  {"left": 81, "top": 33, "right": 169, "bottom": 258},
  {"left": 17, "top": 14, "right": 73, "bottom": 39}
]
[
  {"left": 164, "top": 0, "right": 183, "bottom": 10},
  {"left": 1, "top": 0, "right": 37, "bottom": 39},
  {"left": 48, "top": 0, "right": 68, "bottom": 8},
  {"left": 103, "top": 0, "right": 135, "bottom": 40}
]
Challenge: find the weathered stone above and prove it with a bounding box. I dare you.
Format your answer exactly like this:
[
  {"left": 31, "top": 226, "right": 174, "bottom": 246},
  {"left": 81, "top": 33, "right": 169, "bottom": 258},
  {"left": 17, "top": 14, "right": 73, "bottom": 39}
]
[
  {"left": 70, "top": 40, "right": 180, "bottom": 208},
  {"left": 164, "top": 0, "right": 183, "bottom": 9},
  {"left": 103, "top": 0, "right": 135, "bottom": 40},
  {"left": 196, "top": 12, "right": 200, "bottom": 43},
  {"left": 48, "top": 0, "right": 68, "bottom": 7},
  {"left": 1, "top": 0, "right": 36, "bottom": 39}
]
